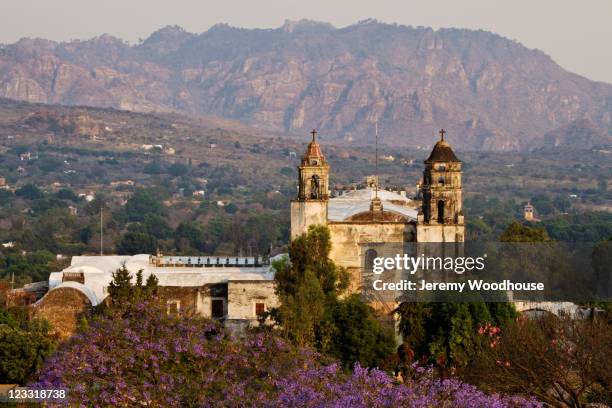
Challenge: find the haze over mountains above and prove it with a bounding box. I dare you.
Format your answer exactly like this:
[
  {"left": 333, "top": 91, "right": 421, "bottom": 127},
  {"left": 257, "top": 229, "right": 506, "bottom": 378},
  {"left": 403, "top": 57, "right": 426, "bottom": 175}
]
[{"left": 0, "top": 19, "right": 611, "bottom": 150}]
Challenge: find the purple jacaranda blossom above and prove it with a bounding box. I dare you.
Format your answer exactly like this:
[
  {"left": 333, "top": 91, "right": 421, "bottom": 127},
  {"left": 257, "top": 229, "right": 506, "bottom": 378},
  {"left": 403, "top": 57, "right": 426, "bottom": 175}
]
[{"left": 31, "top": 300, "right": 540, "bottom": 407}]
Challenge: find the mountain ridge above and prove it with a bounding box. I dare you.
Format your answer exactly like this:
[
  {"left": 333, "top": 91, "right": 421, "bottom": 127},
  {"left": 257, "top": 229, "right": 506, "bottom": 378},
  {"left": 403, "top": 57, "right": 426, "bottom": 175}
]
[{"left": 1, "top": 20, "right": 611, "bottom": 150}]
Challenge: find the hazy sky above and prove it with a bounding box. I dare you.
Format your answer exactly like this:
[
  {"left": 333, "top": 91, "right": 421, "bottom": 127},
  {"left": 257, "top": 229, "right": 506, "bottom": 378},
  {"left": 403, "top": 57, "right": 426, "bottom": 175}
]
[{"left": 1, "top": 0, "right": 611, "bottom": 84}]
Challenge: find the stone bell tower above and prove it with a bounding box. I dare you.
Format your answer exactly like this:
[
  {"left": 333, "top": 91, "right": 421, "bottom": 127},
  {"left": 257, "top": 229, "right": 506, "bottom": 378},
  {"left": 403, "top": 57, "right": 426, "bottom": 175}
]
[
  {"left": 290, "top": 130, "right": 330, "bottom": 240},
  {"left": 417, "top": 129, "right": 465, "bottom": 242}
]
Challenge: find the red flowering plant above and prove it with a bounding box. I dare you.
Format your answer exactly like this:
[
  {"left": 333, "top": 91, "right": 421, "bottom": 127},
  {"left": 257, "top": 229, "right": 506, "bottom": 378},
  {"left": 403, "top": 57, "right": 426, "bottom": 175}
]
[{"left": 464, "top": 314, "right": 612, "bottom": 407}]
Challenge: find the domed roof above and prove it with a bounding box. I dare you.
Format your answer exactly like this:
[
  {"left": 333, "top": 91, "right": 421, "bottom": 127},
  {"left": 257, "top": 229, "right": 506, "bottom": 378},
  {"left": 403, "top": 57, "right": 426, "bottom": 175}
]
[{"left": 425, "top": 130, "right": 460, "bottom": 163}]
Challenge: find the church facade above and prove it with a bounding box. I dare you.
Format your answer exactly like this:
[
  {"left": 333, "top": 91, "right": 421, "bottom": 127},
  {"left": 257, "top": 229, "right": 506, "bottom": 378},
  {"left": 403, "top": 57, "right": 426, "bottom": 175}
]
[{"left": 290, "top": 130, "right": 465, "bottom": 291}]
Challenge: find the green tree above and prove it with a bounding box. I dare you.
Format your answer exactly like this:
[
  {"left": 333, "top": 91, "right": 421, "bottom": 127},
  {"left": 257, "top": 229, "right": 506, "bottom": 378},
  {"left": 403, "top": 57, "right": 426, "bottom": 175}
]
[
  {"left": 55, "top": 188, "right": 78, "bottom": 201},
  {"left": 224, "top": 203, "right": 238, "bottom": 214},
  {"left": 107, "top": 265, "right": 133, "bottom": 302},
  {"left": 500, "top": 221, "right": 550, "bottom": 242},
  {"left": 107, "top": 266, "right": 158, "bottom": 305},
  {"left": 277, "top": 269, "right": 326, "bottom": 347},
  {"left": 15, "top": 184, "right": 44, "bottom": 200},
  {"left": 168, "top": 163, "right": 189, "bottom": 177},
  {"left": 0, "top": 309, "right": 56, "bottom": 385},
  {"left": 145, "top": 274, "right": 159, "bottom": 296},
  {"left": 117, "top": 231, "right": 157, "bottom": 255},
  {"left": 175, "top": 222, "right": 205, "bottom": 253},
  {"left": 125, "top": 189, "right": 166, "bottom": 222},
  {"left": 273, "top": 226, "right": 393, "bottom": 368},
  {"left": 397, "top": 301, "right": 516, "bottom": 368},
  {"left": 276, "top": 225, "right": 348, "bottom": 297},
  {"left": 322, "top": 295, "right": 395, "bottom": 368},
  {"left": 143, "top": 214, "right": 173, "bottom": 239}
]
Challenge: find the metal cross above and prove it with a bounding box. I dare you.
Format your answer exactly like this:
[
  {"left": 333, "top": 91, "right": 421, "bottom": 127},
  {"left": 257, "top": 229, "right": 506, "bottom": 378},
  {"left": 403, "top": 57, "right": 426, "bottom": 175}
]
[
  {"left": 439, "top": 128, "right": 446, "bottom": 140},
  {"left": 311, "top": 129, "right": 317, "bottom": 141}
]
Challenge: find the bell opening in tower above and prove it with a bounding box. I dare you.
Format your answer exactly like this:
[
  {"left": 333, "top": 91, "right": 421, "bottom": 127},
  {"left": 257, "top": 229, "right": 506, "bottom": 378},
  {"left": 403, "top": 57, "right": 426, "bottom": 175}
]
[{"left": 437, "top": 200, "right": 445, "bottom": 224}]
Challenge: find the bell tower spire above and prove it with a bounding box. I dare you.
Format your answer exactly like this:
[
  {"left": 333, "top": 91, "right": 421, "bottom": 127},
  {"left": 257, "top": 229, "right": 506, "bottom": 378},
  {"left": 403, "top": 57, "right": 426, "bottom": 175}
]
[
  {"left": 417, "top": 129, "right": 464, "bottom": 242},
  {"left": 290, "top": 129, "right": 330, "bottom": 239}
]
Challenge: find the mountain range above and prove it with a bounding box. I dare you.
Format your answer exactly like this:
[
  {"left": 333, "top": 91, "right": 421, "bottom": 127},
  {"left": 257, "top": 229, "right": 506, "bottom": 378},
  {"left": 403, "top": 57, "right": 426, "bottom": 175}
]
[{"left": 1, "top": 19, "right": 611, "bottom": 150}]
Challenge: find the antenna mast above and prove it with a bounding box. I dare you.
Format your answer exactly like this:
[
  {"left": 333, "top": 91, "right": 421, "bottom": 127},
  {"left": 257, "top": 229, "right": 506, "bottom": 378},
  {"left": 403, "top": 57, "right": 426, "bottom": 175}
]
[
  {"left": 375, "top": 120, "right": 379, "bottom": 198},
  {"left": 100, "top": 207, "right": 103, "bottom": 256}
]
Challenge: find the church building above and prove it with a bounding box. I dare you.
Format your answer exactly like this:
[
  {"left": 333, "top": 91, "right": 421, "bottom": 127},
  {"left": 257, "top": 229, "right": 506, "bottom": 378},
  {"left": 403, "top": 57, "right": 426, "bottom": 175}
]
[{"left": 290, "top": 129, "right": 465, "bottom": 291}]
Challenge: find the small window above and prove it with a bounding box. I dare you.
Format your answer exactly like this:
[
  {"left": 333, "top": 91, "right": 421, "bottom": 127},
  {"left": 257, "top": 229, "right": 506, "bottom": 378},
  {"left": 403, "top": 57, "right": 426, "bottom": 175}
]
[
  {"left": 255, "top": 302, "right": 265, "bottom": 316},
  {"left": 438, "top": 176, "right": 445, "bottom": 185},
  {"left": 211, "top": 299, "right": 224, "bottom": 318},
  {"left": 166, "top": 300, "right": 180, "bottom": 316},
  {"left": 364, "top": 249, "right": 378, "bottom": 272}
]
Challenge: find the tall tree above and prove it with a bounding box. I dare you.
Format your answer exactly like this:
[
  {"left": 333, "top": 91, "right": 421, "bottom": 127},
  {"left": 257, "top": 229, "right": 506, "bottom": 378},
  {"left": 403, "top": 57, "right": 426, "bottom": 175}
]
[
  {"left": 108, "top": 265, "right": 133, "bottom": 303},
  {"left": 274, "top": 225, "right": 393, "bottom": 368}
]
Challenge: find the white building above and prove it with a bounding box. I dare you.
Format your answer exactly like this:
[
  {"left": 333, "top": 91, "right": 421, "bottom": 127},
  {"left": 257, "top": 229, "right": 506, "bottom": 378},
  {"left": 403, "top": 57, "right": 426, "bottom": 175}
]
[{"left": 34, "top": 254, "right": 280, "bottom": 337}]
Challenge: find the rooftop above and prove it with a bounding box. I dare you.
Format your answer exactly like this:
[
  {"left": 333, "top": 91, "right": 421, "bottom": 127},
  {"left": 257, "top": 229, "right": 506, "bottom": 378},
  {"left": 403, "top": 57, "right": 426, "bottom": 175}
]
[
  {"left": 328, "top": 188, "right": 418, "bottom": 222},
  {"left": 46, "top": 254, "right": 279, "bottom": 306}
]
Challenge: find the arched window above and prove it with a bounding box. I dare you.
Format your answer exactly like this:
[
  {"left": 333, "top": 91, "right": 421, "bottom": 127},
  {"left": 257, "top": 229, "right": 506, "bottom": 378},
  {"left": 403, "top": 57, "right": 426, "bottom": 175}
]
[
  {"left": 437, "top": 200, "right": 445, "bottom": 224},
  {"left": 365, "top": 249, "right": 378, "bottom": 272},
  {"left": 310, "top": 175, "right": 320, "bottom": 199},
  {"left": 438, "top": 176, "right": 445, "bottom": 185}
]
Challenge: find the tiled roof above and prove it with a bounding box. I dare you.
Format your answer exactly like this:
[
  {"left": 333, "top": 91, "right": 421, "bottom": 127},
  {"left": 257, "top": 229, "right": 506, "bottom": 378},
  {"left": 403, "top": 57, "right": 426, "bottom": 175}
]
[{"left": 303, "top": 140, "right": 325, "bottom": 160}]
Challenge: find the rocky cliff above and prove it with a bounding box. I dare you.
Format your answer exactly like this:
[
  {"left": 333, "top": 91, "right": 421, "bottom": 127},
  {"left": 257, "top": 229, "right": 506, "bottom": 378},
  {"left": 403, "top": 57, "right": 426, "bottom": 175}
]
[{"left": 1, "top": 20, "right": 611, "bottom": 150}]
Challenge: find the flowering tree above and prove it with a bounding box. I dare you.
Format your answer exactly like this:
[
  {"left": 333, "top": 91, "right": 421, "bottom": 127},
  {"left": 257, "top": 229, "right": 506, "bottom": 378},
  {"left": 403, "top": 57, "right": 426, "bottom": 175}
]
[
  {"left": 465, "top": 315, "right": 612, "bottom": 407},
  {"left": 32, "top": 301, "right": 540, "bottom": 407}
]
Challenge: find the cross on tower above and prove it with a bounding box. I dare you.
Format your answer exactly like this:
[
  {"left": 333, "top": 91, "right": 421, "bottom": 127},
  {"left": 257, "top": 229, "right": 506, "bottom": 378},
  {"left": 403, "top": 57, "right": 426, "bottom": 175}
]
[
  {"left": 439, "top": 128, "right": 446, "bottom": 141},
  {"left": 311, "top": 129, "right": 317, "bottom": 142}
]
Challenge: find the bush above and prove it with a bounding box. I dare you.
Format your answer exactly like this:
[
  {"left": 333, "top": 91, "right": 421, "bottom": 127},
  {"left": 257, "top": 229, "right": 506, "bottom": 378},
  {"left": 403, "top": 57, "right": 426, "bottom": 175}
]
[
  {"left": 167, "top": 163, "right": 189, "bottom": 177},
  {"left": 15, "top": 184, "right": 44, "bottom": 200}
]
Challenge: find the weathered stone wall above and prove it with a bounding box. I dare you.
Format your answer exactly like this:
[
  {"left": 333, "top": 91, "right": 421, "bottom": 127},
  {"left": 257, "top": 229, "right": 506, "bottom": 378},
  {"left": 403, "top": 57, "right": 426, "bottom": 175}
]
[
  {"left": 156, "top": 286, "right": 199, "bottom": 316},
  {"left": 290, "top": 200, "right": 328, "bottom": 239},
  {"left": 196, "top": 284, "right": 228, "bottom": 318},
  {"left": 32, "top": 287, "right": 92, "bottom": 338},
  {"left": 328, "top": 221, "right": 415, "bottom": 291},
  {"left": 416, "top": 224, "right": 465, "bottom": 243},
  {"left": 227, "top": 281, "right": 278, "bottom": 323}
]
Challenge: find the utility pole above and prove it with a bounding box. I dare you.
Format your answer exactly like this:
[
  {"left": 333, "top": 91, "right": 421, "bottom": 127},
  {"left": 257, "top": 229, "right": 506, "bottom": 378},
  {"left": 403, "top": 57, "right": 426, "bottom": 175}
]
[{"left": 100, "top": 207, "right": 103, "bottom": 256}]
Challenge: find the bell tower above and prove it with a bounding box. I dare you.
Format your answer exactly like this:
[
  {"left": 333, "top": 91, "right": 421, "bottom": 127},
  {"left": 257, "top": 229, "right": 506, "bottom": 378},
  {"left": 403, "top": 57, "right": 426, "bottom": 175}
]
[
  {"left": 417, "top": 129, "right": 465, "bottom": 242},
  {"left": 290, "top": 130, "right": 330, "bottom": 239}
]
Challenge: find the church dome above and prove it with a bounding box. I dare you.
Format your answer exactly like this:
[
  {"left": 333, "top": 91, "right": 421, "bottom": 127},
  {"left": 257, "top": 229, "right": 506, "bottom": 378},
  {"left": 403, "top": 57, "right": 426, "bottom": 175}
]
[{"left": 425, "top": 130, "right": 460, "bottom": 163}]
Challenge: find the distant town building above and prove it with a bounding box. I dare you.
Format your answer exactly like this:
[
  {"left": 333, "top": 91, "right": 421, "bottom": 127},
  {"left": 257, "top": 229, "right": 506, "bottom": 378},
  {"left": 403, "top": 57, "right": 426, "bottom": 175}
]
[
  {"left": 110, "top": 180, "right": 135, "bottom": 188},
  {"left": 524, "top": 203, "right": 535, "bottom": 221},
  {"left": 68, "top": 206, "right": 78, "bottom": 216}
]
